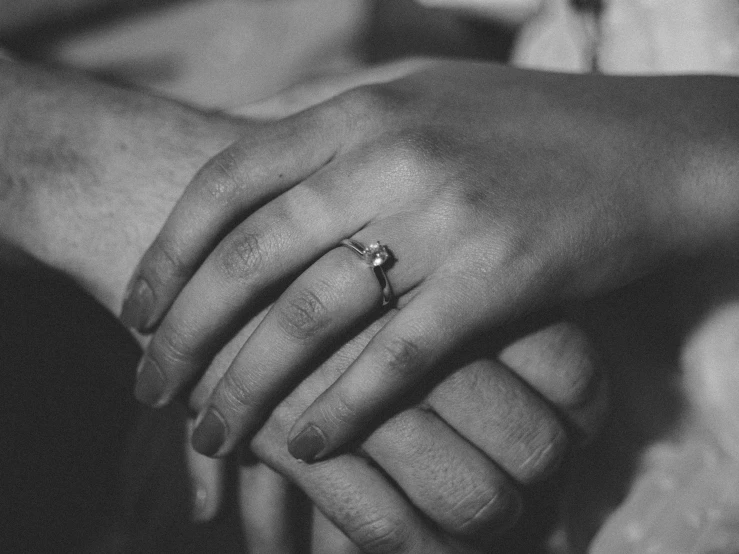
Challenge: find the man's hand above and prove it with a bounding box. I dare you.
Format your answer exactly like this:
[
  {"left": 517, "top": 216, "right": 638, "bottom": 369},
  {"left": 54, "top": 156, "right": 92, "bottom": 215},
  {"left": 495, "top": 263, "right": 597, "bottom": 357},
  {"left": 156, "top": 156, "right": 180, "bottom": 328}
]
[{"left": 189, "top": 307, "right": 607, "bottom": 552}]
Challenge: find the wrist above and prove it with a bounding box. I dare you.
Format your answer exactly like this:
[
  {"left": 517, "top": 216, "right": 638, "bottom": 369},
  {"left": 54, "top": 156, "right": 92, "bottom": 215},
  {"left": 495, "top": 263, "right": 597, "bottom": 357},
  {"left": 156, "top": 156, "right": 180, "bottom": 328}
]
[
  {"left": 0, "top": 60, "right": 245, "bottom": 311},
  {"left": 621, "top": 75, "right": 739, "bottom": 262},
  {"left": 666, "top": 76, "right": 739, "bottom": 256}
]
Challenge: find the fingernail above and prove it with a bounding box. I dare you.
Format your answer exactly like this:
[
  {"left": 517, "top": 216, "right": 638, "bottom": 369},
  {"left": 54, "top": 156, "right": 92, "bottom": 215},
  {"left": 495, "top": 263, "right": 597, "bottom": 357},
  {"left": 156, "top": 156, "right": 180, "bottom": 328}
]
[
  {"left": 120, "top": 277, "right": 154, "bottom": 331},
  {"left": 288, "top": 424, "right": 326, "bottom": 462},
  {"left": 192, "top": 408, "right": 227, "bottom": 457},
  {"left": 134, "top": 356, "right": 167, "bottom": 407}
]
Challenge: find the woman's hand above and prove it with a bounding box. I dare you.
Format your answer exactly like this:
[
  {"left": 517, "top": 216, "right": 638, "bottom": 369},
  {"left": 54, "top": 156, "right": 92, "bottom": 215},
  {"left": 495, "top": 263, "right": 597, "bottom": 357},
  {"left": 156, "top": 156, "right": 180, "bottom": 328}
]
[{"left": 123, "top": 61, "right": 736, "bottom": 461}]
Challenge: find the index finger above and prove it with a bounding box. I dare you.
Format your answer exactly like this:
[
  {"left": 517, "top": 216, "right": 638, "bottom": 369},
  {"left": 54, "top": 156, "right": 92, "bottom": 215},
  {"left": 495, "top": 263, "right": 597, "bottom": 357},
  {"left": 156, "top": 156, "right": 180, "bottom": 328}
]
[{"left": 120, "top": 112, "right": 339, "bottom": 333}]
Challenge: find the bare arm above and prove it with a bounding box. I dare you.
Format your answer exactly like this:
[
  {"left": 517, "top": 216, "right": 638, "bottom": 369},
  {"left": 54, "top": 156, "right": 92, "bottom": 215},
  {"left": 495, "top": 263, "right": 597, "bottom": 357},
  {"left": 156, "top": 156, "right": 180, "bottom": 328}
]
[{"left": 0, "top": 58, "right": 243, "bottom": 310}]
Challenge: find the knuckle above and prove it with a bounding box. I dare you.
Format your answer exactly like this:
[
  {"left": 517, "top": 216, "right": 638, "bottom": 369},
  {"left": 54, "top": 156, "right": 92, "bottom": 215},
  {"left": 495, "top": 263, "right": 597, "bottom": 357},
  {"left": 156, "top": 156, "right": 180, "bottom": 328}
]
[
  {"left": 570, "top": 371, "right": 610, "bottom": 443},
  {"left": 451, "top": 482, "right": 521, "bottom": 535},
  {"left": 377, "top": 335, "right": 425, "bottom": 378},
  {"left": 141, "top": 235, "right": 189, "bottom": 288},
  {"left": 196, "top": 146, "right": 245, "bottom": 200},
  {"left": 392, "top": 127, "right": 456, "bottom": 167},
  {"left": 268, "top": 401, "right": 298, "bottom": 434},
  {"left": 349, "top": 514, "right": 413, "bottom": 554},
  {"left": 215, "top": 227, "right": 266, "bottom": 281},
  {"left": 275, "top": 286, "right": 331, "bottom": 341},
  {"left": 378, "top": 132, "right": 441, "bottom": 193},
  {"left": 542, "top": 323, "right": 600, "bottom": 410},
  {"left": 561, "top": 353, "right": 600, "bottom": 412},
  {"left": 150, "top": 321, "right": 195, "bottom": 370},
  {"left": 516, "top": 419, "right": 568, "bottom": 484},
  {"left": 220, "top": 367, "right": 258, "bottom": 413},
  {"left": 334, "top": 84, "right": 407, "bottom": 120},
  {"left": 280, "top": 184, "right": 334, "bottom": 239},
  {"left": 317, "top": 389, "right": 361, "bottom": 428},
  {"left": 501, "top": 322, "right": 603, "bottom": 413}
]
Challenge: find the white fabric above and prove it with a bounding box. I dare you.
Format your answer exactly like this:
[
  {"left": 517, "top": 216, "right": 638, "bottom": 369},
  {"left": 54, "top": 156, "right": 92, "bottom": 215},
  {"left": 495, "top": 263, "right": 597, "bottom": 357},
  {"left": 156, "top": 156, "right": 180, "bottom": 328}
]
[{"left": 52, "top": 0, "right": 369, "bottom": 109}]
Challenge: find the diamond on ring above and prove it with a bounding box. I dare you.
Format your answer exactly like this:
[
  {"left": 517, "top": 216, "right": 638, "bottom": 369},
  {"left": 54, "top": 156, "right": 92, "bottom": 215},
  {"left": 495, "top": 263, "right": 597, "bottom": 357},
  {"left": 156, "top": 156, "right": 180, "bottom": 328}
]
[
  {"left": 364, "top": 242, "right": 390, "bottom": 267},
  {"left": 339, "top": 238, "right": 394, "bottom": 307}
]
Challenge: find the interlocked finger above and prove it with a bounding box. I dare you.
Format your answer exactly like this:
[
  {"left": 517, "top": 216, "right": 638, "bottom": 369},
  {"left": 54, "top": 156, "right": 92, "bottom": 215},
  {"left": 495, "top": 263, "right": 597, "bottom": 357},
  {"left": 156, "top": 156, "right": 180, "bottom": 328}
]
[
  {"left": 427, "top": 358, "right": 569, "bottom": 485},
  {"left": 364, "top": 406, "right": 522, "bottom": 539},
  {"left": 498, "top": 321, "right": 609, "bottom": 440},
  {"left": 311, "top": 507, "right": 363, "bottom": 554},
  {"left": 132, "top": 149, "right": 422, "bottom": 409},
  {"left": 121, "top": 113, "right": 341, "bottom": 333},
  {"left": 190, "top": 244, "right": 398, "bottom": 457},
  {"left": 250, "top": 381, "right": 478, "bottom": 554},
  {"left": 285, "top": 278, "right": 487, "bottom": 463}
]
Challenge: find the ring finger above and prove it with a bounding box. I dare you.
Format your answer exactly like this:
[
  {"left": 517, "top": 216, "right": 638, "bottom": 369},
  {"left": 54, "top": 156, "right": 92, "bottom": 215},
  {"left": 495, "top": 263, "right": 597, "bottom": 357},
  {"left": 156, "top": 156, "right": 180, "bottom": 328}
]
[
  {"left": 190, "top": 224, "right": 430, "bottom": 457},
  {"left": 132, "top": 157, "right": 383, "bottom": 408}
]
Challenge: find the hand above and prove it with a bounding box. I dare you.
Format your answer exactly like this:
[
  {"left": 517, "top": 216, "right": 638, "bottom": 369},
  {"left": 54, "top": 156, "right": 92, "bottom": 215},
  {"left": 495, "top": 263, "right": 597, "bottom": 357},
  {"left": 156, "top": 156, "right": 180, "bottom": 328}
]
[
  {"left": 0, "top": 58, "right": 601, "bottom": 551},
  {"left": 124, "top": 61, "right": 736, "bottom": 460},
  {"left": 0, "top": 58, "right": 322, "bottom": 550},
  {"left": 194, "top": 66, "right": 607, "bottom": 551},
  {"left": 186, "top": 307, "right": 606, "bottom": 552}
]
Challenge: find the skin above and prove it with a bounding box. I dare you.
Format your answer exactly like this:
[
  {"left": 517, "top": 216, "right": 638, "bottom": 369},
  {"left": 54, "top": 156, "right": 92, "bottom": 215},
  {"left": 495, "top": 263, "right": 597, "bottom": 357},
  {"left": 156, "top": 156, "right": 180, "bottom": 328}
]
[
  {"left": 0, "top": 59, "right": 606, "bottom": 552},
  {"left": 124, "top": 60, "right": 739, "bottom": 469},
  {"left": 0, "top": 0, "right": 183, "bottom": 33}
]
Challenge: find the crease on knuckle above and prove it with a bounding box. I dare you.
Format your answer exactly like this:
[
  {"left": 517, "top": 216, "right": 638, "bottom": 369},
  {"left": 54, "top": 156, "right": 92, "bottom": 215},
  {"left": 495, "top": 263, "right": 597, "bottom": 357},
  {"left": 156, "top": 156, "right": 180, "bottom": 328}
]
[
  {"left": 143, "top": 235, "right": 189, "bottom": 287},
  {"left": 198, "top": 147, "right": 245, "bottom": 200},
  {"left": 275, "top": 287, "right": 330, "bottom": 341},
  {"left": 151, "top": 322, "right": 195, "bottom": 369},
  {"left": 317, "top": 389, "right": 361, "bottom": 429},
  {"left": 349, "top": 514, "right": 413, "bottom": 554},
  {"left": 517, "top": 421, "right": 568, "bottom": 484},
  {"left": 216, "top": 228, "right": 265, "bottom": 280},
  {"left": 220, "top": 367, "right": 259, "bottom": 414},
  {"left": 378, "top": 335, "right": 425, "bottom": 378},
  {"left": 452, "top": 482, "right": 518, "bottom": 535}
]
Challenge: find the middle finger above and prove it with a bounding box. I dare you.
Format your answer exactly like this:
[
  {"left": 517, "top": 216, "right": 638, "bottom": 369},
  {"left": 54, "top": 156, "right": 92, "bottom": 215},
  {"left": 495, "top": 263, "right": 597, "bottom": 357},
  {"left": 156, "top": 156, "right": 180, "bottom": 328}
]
[
  {"left": 134, "top": 155, "right": 393, "bottom": 408},
  {"left": 189, "top": 221, "right": 428, "bottom": 457}
]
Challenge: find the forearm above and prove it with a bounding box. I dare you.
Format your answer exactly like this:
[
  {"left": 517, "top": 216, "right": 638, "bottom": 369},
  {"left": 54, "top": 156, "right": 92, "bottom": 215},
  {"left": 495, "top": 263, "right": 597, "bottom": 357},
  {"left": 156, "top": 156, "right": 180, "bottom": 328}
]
[{"left": 0, "top": 59, "right": 245, "bottom": 312}]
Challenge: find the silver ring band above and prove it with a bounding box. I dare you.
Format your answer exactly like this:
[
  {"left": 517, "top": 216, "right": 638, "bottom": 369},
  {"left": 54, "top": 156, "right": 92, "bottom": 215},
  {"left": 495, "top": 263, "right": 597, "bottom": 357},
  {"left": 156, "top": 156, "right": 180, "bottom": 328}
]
[{"left": 340, "top": 239, "right": 394, "bottom": 307}]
